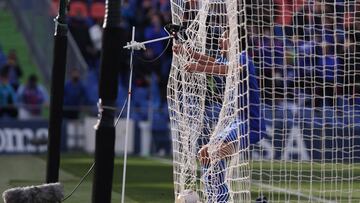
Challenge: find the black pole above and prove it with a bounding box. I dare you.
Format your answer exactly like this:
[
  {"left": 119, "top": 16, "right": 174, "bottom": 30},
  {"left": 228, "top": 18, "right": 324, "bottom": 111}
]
[
  {"left": 46, "top": 0, "right": 68, "bottom": 184},
  {"left": 92, "top": 0, "right": 122, "bottom": 202}
]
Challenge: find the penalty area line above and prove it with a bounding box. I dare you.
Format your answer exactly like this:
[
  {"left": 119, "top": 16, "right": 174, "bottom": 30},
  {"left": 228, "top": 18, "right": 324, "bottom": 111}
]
[
  {"left": 252, "top": 181, "right": 336, "bottom": 203},
  {"left": 147, "top": 157, "right": 335, "bottom": 203}
]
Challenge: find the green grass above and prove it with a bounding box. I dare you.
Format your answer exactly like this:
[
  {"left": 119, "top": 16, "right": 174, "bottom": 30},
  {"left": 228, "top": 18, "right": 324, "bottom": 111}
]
[
  {"left": 59, "top": 154, "right": 174, "bottom": 203},
  {"left": 59, "top": 155, "right": 360, "bottom": 202},
  {"left": 0, "top": 155, "right": 110, "bottom": 203},
  {"left": 0, "top": 8, "right": 43, "bottom": 84},
  {"left": 250, "top": 161, "right": 360, "bottom": 202},
  {"left": 1, "top": 155, "right": 360, "bottom": 202}
]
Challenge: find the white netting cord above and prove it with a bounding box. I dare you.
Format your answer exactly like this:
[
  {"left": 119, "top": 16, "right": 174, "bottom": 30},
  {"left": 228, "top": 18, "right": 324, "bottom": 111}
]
[
  {"left": 243, "top": 0, "right": 360, "bottom": 202},
  {"left": 207, "top": 0, "right": 251, "bottom": 202},
  {"left": 169, "top": 0, "right": 359, "bottom": 202},
  {"left": 168, "top": 0, "right": 208, "bottom": 195},
  {"left": 169, "top": 0, "right": 253, "bottom": 202},
  {"left": 168, "top": 68, "right": 207, "bottom": 193}
]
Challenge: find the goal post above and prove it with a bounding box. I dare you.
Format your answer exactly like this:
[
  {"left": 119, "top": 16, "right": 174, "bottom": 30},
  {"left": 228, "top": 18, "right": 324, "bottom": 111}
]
[{"left": 168, "top": 0, "right": 360, "bottom": 202}]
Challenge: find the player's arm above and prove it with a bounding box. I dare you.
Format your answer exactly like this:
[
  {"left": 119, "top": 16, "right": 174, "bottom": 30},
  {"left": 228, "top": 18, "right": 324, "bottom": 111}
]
[
  {"left": 185, "top": 63, "right": 244, "bottom": 76},
  {"left": 173, "top": 44, "right": 243, "bottom": 75},
  {"left": 185, "top": 63, "right": 228, "bottom": 75},
  {"left": 173, "top": 44, "right": 217, "bottom": 66},
  {"left": 190, "top": 51, "right": 217, "bottom": 66}
]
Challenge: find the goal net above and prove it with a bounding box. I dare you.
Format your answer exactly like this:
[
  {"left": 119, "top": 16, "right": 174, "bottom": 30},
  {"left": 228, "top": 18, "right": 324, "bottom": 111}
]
[{"left": 168, "top": 0, "right": 360, "bottom": 202}]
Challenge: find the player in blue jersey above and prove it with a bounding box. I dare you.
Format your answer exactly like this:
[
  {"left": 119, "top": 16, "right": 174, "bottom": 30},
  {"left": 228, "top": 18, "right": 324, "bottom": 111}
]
[{"left": 173, "top": 30, "right": 267, "bottom": 202}]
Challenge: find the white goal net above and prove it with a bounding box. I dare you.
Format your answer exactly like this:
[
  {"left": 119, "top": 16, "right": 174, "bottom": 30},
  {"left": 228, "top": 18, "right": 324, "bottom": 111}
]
[{"left": 168, "top": 0, "right": 360, "bottom": 202}]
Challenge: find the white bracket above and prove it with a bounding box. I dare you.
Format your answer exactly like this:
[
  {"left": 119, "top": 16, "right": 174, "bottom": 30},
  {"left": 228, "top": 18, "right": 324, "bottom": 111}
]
[{"left": 123, "top": 34, "right": 174, "bottom": 50}]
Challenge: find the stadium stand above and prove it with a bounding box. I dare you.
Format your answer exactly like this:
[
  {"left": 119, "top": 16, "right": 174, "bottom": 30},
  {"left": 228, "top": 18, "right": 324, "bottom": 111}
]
[
  {"left": 1, "top": 0, "right": 359, "bottom": 155},
  {"left": 59, "top": 0, "right": 360, "bottom": 155}
]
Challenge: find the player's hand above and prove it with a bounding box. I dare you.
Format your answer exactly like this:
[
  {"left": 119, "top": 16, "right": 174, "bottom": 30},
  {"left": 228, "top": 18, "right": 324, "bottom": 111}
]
[
  {"left": 219, "top": 142, "right": 237, "bottom": 158},
  {"left": 172, "top": 44, "right": 183, "bottom": 54},
  {"left": 173, "top": 44, "right": 194, "bottom": 55},
  {"left": 198, "top": 145, "right": 210, "bottom": 166}
]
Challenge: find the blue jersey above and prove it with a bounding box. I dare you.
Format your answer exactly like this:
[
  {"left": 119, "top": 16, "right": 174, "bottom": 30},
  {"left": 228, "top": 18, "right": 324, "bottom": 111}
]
[
  {"left": 214, "top": 51, "right": 267, "bottom": 145},
  {"left": 202, "top": 52, "right": 267, "bottom": 203},
  {"left": 0, "top": 83, "right": 16, "bottom": 107}
]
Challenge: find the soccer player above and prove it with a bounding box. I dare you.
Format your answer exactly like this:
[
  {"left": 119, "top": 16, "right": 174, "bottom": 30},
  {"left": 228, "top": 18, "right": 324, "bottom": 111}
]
[{"left": 173, "top": 30, "right": 267, "bottom": 202}]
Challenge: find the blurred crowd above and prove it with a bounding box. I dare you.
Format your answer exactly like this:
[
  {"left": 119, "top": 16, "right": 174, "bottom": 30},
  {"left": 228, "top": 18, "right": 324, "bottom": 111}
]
[
  {"left": 247, "top": 0, "right": 360, "bottom": 108},
  {"left": 59, "top": 0, "right": 171, "bottom": 123},
  {"left": 63, "top": 0, "right": 360, "bottom": 115},
  {"left": 53, "top": 0, "right": 172, "bottom": 154},
  {"left": 0, "top": 47, "right": 49, "bottom": 120},
  {"left": 2, "top": 0, "right": 360, "bottom": 121},
  {"left": 0, "top": 0, "right": 358, "bottom": 154}
]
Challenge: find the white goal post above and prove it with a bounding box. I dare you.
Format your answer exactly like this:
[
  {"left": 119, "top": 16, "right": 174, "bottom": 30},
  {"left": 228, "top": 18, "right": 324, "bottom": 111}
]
[{"left": 168, "top": 0, "right": 360, "bottom": 202}]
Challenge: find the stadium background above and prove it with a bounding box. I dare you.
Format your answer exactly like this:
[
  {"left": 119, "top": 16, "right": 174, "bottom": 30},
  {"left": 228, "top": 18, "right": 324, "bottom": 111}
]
[{"left": 0, "top": 0, "right": 359, "bottom": 202}]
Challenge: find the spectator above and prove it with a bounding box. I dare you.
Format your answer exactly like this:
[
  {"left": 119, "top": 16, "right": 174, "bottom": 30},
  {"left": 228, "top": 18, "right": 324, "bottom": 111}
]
[
  {"left": 144, "top": 13, "right": 167, "bottom": 58},
  {"left": 89, "top": 21, "right": 102, "bottom": 53},
  {"left": 1, "top": 50, "right": 23, "bottom": 90},
  {"left": 0, "top": 45, "right": 6, "bottom": 68},
  {"left": 68, "top": 10, "right": 98, "bottom": 69},
  {"left": 0, "top": 68, "right": 17, "bottom": 119},
  {"left": 63, "top": 69, "right": 88, "bottom": 119},
  {"left": 143, "top": 13, "right": 169, "bottom": 102},
  {"left": 121, "top": 0, "right": 137, "bottom": 25},
  {"left": 274, "top": 0, "right": 305, "bottom": 26},
  {"left": 17, "top": 74, "right": 49, "bottom": 119}
]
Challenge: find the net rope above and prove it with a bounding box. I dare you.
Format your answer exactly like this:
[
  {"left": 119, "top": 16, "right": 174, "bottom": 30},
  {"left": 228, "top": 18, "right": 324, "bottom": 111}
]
[
  {"left": 168, "top": 0, "right": 360, "bottom": 202},
  {"left": 169, "top": 0, "right": 251, "bottom": 202}
]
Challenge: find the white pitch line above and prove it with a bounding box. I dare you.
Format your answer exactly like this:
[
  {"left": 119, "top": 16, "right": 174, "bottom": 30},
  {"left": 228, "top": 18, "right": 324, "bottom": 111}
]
[
  {"left": 147, "top": 157, "right": 336, "bottom": 203},
  {"left": 252, "top": 181, "right": 336, "bottom": 203},
  {"left": 148, "top": 157, "right": 173, "bottom": 165}
]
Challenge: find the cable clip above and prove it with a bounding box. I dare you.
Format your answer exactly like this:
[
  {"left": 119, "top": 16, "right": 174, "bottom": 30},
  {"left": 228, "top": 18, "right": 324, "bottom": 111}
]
[
  {"left": 93, "top": 99, "right": 103, "bottom": 130},
  {"left": 93, "top": 99, "right": 117, "bottom": 130}
]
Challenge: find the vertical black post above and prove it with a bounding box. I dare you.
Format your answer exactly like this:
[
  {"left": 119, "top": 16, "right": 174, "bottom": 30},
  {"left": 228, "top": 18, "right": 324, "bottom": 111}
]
[
  {"left": 46, "top": 0, "right": 68, "bottom": 183},
  {"left": 92, "top": 0, "right": 122, "bottom": 203}
]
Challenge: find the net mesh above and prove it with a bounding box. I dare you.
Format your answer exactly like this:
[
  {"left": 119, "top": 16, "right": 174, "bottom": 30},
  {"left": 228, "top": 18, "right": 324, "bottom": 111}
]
[
  {"left": 169, "top": 0, "right": 251, "bottom": 202},
  {"left": 168, "top": 0, "right": 360, "bottom": 202}
]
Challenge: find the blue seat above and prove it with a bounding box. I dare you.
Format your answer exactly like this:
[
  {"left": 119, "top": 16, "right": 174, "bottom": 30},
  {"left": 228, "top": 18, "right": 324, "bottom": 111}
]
[
  {"left": 152, "top": 106, "right": 169, "bottom": 131},
  {"left": 149, "top": 74, "right": 161, "bottom": 109},
  {"left": 133, "top": 87, "right": 148, "bottom": 107},
  {"left": 131, "top": 86, "right": 149, "bottom": 121},
  {"left": 85, "top": 70, "right": 99, "bottom": 106},
  {"left": 323, "top": 107, "right": 336, "bottom": 126},
  {"left": 274, "top": 25, "right": 284, "bottom": 37},
  {"left": 152, "top": 104, "right": 171, "bottom": 154},
  {"left": 117, "top": 84, "right": 127, "bottom": 110}
]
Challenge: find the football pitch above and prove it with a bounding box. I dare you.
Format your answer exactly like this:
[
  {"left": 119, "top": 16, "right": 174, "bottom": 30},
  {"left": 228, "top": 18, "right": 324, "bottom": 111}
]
[
  {"left": 1, "top": 155, "right": 359, "bottom": 203},
  {"left": 0, "top": 155, "right": 174, "bottom": 203}
]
